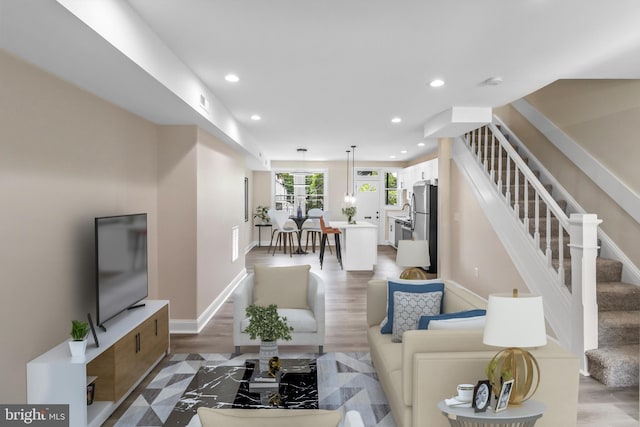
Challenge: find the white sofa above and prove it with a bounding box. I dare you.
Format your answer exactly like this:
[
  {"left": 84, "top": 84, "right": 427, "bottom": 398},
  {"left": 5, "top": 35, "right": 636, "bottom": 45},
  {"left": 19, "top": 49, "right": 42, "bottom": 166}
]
[
  {"left": 367, "top": 278, "right": 580, "bottom": 427},
  {"left": 234, "top": 264, "right": 325, "bottom": 354}
]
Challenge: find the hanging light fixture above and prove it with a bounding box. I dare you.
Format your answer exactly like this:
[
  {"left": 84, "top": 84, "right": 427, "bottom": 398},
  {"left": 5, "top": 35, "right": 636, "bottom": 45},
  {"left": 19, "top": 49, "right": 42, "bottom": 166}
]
[
  {"left": 344, "top": 149, "right": 351, "bottom": 204},
  {"left": 351, "top": 145, "right": 357, "bottom": 204},
  {"left": 292, "top": 148, "right": 310, "bottom": 183}
]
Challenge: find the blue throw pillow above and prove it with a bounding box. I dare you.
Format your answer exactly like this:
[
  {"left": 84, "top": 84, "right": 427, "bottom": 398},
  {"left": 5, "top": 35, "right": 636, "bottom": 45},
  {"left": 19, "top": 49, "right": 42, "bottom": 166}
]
[
  {"left": 380, "top": 281, "right": 445, "bottom": 334},
  {"left": 417, "top": 309, "right": 487, "bottom": 330}
]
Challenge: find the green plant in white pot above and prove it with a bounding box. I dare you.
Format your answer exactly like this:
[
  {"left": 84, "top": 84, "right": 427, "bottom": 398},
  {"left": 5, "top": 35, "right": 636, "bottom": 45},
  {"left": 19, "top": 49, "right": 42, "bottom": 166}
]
[
  {"left": 69, "top": 319, "right": 89, "bottom": 359},
  {"left": 243, "top": 304, "right": 293, "bottom": 371}
]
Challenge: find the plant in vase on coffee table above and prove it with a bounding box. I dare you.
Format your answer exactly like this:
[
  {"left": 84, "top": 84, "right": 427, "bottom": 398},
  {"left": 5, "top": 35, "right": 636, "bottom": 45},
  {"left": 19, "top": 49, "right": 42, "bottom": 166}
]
[{"left": 243, "top": 304, "right": 293, "bottom": 370}]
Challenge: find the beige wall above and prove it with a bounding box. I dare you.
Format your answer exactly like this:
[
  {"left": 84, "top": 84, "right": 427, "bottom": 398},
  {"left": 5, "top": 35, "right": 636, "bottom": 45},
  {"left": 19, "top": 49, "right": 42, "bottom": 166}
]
[
  {"left": 1, "top": 50, "right": 251, "bottom": 402},
  {"left": 157, "top": 126, "right": 198, "bottom": 318},
  {"left": 0, "top": 50, "right": 158, "bottom": 402},
  {"left": 251, "top": 171, "right": 272, "bottom": 242},
  {"left": 496, "top": 80, "right": 640, "bottom": 266},
  {"left": 441, "top": 152, "right": 528, "bottom": 298},
  {"left": 196, "top": 129, "right": 246, "bottom": 314},
  {"left": 525, "top": 79, "right": 640, "bottom": 193}
]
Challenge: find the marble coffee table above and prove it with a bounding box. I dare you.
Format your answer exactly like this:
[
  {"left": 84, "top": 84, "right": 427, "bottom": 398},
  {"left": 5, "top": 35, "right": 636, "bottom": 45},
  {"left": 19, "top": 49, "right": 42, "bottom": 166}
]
[{"left": 164, "top": 358, "right": 318, "bottom": 424}]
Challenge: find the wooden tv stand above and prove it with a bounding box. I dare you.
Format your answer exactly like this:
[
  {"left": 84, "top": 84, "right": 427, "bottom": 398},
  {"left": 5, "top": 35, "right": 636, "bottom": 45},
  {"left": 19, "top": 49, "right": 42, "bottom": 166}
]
[{"left": 27, "top": 300, "right": 169, "bottom": 427}]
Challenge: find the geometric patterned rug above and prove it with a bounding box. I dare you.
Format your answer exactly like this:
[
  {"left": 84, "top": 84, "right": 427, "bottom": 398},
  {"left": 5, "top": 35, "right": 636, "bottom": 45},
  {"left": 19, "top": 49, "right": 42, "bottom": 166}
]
[{"left": 113, "top": 352, "right": 397, "bottom": 427}]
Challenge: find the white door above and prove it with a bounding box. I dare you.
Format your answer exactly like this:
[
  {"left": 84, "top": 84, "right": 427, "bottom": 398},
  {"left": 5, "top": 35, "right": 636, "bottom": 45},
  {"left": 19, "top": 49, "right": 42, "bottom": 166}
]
[{"left": 355, "top": 179, "right": 381, "bottom": 243}]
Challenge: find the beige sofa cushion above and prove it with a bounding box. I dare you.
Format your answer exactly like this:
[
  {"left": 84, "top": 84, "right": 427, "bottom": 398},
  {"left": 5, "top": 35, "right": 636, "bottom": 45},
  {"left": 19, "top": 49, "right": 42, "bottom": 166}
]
[
  {"left": 197, "top": 408, "right": 341, "bottom": 427},
  {"left": 254, "top": 264, "right": 310, "bottom": 309}
]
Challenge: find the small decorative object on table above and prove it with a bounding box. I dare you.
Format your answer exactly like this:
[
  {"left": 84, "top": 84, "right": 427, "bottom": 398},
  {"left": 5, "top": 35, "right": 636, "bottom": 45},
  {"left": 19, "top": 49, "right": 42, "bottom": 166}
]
[
  {"left": 495, "top": 379, "right": 514, "bottom": 413},
  {"left": 243, "top": 304, "right": 293, "bottom": 371},
  {"left": 268, "top": 356, "right": 282, "bottom": 377},
  {"left": 472, "top": 380, "right": 491, "bottom": 412},
  {"left": 342, "top": 206, "right": 356, "bottom": 224},
  {"left": 68, "top": 319, "right": 89, "bottom": 358}
]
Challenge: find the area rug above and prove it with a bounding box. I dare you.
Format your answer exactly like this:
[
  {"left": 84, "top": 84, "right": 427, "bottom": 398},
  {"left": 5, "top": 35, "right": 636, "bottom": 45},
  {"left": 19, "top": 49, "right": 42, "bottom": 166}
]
[{"left": 114, "top": 352, "right": 397, "bottom": 427}]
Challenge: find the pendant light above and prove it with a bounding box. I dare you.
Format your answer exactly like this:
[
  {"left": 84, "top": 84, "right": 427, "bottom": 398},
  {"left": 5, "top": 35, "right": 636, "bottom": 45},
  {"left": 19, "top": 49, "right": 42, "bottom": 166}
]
[
  {"left": 344, "top": 149, "right": 351, "bottom": 204},
  {"left": 350, "top": 145, "right": 357, "bottom": 204},
  {"left": 292, "top": 148, "right": 310, "bottom": 185}
]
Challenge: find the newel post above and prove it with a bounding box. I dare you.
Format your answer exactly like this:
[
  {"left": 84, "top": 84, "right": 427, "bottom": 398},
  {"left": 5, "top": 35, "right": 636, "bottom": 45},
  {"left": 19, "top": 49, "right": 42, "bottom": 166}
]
[{"left": 568, "top": 213, "right": 601, "bottom": 373}]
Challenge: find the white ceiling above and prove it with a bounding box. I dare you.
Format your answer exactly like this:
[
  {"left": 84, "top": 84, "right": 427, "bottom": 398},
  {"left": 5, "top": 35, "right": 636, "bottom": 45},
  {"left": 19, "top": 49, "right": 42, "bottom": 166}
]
[{"left": 2, "top": 0, "right": 640, "bottom": 166}]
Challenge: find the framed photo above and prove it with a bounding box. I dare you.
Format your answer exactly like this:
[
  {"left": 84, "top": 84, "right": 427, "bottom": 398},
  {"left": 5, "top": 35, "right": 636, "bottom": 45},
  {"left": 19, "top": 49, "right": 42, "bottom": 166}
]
[
  {"left": 495, "top": 379, "right": 514, "bottom": 412},
  {"left": 472, "top": 379, "right": 491, "bottom": 412},
  {"left": 244, "top": 177, "right": 249, "bottom": 222}
]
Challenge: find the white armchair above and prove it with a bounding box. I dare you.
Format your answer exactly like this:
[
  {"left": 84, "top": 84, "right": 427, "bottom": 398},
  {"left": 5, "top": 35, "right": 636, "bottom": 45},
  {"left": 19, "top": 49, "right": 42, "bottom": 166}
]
[{"left": 233, "top": 264, "right": 325, "bottom": 354}]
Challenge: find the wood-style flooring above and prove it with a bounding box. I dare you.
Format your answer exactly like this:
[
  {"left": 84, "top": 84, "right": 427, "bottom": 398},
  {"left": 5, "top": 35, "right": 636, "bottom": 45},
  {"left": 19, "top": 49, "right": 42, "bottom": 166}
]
[{"left": 106, "top": 245, "right": 638, "bottom": 426}]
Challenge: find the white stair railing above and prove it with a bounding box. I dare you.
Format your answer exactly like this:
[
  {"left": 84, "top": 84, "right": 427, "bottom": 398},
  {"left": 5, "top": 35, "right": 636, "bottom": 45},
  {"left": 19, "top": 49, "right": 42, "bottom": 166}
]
[{"left": 463, "top": 123, "right": 600, "bottom": 372}]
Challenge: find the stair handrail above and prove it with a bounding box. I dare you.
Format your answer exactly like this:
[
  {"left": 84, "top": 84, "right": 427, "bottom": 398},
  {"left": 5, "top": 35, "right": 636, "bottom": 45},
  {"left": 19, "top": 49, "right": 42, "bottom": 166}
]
[
  {"left": 464, "top": 122, "right": 601, "bottom": 372},
  {"left": 466, "top": 123, "right": 571, "bottom": 283},
  {"left": 489, "top": 123, "right": 570, "bottom": 226}
]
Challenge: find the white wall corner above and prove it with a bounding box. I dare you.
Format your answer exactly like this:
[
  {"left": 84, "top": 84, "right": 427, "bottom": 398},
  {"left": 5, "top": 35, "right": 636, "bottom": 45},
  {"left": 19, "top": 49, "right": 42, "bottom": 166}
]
[{"left": 424, "top": 107, "right": 492, "bottom": 138}]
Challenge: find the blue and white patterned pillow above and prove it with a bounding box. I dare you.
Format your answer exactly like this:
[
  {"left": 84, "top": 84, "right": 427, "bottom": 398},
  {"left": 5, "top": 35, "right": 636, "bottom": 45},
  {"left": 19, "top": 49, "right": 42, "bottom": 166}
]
[
  {"left": 392, "top": 290, "right": 443, "bottom": 342},
  {"left": 380, "top": 280, "right": 445, "bottom": 334}
]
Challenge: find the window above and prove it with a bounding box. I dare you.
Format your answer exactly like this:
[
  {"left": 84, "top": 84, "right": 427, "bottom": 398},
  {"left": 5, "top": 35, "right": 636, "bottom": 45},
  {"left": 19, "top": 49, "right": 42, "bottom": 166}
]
[
  {"left": 274, "top": 172, "right": 325, "bottom": 214},
  {"left": 385, "top": 172, "right": 398, "bottom": 206}
]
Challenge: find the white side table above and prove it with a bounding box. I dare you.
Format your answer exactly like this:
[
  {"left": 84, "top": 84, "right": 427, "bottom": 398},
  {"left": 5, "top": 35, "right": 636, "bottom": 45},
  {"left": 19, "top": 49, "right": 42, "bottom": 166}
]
[{"left": 437, "top": 400, "right": 546, "bottom": 427}]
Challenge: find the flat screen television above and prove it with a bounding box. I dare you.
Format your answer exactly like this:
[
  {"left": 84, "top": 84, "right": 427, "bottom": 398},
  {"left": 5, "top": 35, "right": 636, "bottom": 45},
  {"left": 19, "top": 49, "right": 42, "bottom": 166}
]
[{"left": 95, "top": 213, "right": 148, "bottom": 329}]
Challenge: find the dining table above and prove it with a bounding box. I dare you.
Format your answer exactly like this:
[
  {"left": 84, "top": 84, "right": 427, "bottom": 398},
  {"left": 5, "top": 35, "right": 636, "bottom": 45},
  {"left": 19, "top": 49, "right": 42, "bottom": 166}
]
[{"left": 288, "top": 215, "right": 320, "bottom": 255}]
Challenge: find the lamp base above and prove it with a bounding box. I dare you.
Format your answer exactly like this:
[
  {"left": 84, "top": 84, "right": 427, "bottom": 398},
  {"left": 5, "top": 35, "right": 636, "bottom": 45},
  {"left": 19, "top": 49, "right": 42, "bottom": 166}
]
[
  {"left": 486, "top": 347, "right": 540, "bottom": 405},
  {"left": 399, "top": 267, "right": 428, "bottom": 280}
]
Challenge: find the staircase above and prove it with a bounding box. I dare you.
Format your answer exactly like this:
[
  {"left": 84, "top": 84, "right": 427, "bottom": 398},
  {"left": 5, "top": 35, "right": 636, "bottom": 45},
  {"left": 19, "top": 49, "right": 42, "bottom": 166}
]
[{"left": 466, "top": 124, "right": 640, "bottom": 387}]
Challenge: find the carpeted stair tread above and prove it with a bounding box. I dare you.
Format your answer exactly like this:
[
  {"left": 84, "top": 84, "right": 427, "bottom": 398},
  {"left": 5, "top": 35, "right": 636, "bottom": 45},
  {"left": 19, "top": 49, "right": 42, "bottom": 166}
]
[
  {"left": 585, "top": 344, "right": 640, "bottom": 387},
  {"left": 598, "top": 310, "right": 640, "bottom": 346},
  {"left": 557, "top": 257, "right": 623, "bottom": 286},
  {"left": 597, "top": 282, "right": 640, "bottom": 312}
]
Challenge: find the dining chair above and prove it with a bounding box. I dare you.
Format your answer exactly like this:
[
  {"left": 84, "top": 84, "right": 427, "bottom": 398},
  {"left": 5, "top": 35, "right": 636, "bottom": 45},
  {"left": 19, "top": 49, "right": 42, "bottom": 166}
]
[
  {"left": 302, "top": 208, "right": 324, "bottom": 253},
  {"left": 319, "top": 214, "right": 342, "bottom": 269},
  {"left": 267, "top": 209, "right": 297, "bottom": 257}
]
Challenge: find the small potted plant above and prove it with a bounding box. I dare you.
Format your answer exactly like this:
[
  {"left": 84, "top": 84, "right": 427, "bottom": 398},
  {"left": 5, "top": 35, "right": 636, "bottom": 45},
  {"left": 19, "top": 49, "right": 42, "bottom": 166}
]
[
  {"left": 243, "top": 304, "right": 293, "bottom": 370},
  {"left": 342, "top": 206, "right": 357, "bottom": 224},
  {"left": 69, "top": 319, "right": 89, "bottom": 359},
  {"left": 253, "top": 205, "right": 270, "bottom": 224}
]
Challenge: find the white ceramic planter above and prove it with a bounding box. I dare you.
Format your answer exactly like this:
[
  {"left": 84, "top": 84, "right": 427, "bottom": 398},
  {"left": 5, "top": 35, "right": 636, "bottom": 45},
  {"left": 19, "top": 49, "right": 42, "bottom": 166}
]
[{"left": 68, "top": 339, "right": 87, "bottom": 359}]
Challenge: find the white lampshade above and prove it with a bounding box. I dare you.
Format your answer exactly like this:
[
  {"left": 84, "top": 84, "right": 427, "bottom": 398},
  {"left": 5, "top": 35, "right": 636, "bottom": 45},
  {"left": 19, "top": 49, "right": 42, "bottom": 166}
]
[
  {"left": 396, "top": 240, "right": 430, "bottom": 267},
  {"left": 483, "top": 292, "right": 547, "bottom": 348}
]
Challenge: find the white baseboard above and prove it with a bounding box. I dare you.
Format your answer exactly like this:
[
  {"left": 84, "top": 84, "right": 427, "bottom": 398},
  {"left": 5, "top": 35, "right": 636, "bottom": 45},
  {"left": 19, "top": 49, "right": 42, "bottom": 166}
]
[{"left": 169, "top": 268, "right": 248, "bottom": 334}]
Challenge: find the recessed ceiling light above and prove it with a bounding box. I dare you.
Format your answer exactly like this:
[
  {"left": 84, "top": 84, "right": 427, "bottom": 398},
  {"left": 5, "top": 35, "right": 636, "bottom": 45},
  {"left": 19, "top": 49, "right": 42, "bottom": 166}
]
[
  {"left": 389, "top": 155, "right": 396, "bottom": 159},
  {"left": 400, "top": 150, "right": 407, "bottom": 154},
  {"left": 225, "top": 74, "right": 240, "bottom": 83},
  {"left": 482, "top": 76, "right": 504, "bottom": 86},
  {"left": 417, "top": 142, "right": 425, "bottom": 147},
  {"left": 391, "top": 117, "right": 402, "bottom": 124},
  {"left": 250, "top": 114, "right": 261, "bottom": 121},
  {"left": 430, "top": 79, "right": 445, "bottom": 87}
]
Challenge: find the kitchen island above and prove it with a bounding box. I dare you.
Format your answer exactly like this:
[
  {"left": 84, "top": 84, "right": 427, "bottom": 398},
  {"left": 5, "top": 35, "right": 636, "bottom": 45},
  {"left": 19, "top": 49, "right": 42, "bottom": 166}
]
[{"left": 330, "top": 221, "right": 377, "bottom": 271}]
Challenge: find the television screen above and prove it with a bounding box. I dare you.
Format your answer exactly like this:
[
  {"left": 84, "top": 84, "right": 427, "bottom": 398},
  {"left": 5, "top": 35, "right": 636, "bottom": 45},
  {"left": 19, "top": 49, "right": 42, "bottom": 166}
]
[{"left": 95, "top": 213, "right": 148, "bottom": 328}]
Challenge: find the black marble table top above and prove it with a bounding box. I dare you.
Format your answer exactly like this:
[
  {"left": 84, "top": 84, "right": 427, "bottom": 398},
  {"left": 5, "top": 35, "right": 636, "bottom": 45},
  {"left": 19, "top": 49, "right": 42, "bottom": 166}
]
[{"left": 164, "top": 359, "right": 318, "bottom": 425}]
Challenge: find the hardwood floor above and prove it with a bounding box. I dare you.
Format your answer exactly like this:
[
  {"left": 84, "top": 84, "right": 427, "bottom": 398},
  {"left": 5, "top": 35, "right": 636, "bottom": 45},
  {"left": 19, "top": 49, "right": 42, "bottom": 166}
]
[{"left": 106, "top": 245, "right": 638, "bottom": 426}]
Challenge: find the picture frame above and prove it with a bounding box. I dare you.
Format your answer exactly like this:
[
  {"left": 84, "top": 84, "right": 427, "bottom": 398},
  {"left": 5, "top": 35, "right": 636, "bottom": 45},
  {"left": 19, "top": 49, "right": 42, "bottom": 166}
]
[
  {"left": 244, "top": 177, "right": 249, "bottom": 222},
  {"left": 472, "top": 379, "right": 491, "bottom": 412},
  {"left": 495, "top": 379, "right": 514, "bottom": 412}
]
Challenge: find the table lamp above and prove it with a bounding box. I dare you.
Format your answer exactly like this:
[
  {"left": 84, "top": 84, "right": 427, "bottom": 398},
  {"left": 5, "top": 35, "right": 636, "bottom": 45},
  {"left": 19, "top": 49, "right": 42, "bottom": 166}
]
[
  {"left": 395, "top": 240, "right": 430, "bottom": 280},
  {"left": 482, "top": 289, "right": 547, "bottom": 405}
]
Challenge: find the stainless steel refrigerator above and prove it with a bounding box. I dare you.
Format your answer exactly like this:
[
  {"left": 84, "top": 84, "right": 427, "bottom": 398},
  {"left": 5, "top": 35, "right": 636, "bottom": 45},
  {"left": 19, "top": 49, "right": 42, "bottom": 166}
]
[{"left": 410, "top": 181, "right": 438, "bottom": 273}]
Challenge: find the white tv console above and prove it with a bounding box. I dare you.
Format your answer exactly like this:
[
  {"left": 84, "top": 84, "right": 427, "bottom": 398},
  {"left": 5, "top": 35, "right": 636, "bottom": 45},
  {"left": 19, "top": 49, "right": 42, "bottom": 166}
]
[{"left": 27, "top": 300, "right": 169, "bottom": 427}]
